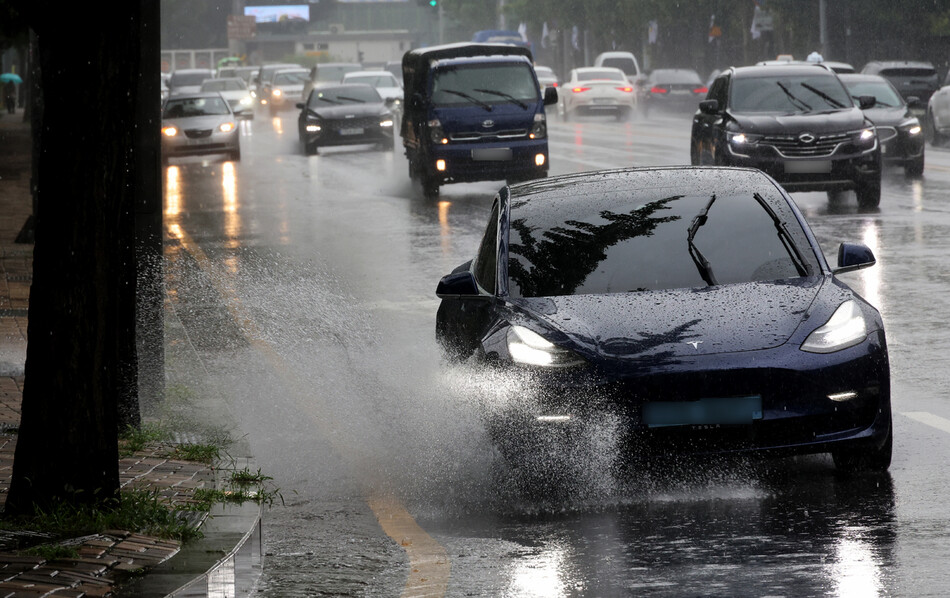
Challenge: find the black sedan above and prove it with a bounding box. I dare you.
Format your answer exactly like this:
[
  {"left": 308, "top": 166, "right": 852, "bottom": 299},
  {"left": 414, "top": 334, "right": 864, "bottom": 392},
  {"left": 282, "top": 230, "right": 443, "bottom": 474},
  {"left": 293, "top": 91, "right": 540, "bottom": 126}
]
[
  {"left": 296, "top": 84, "right": 396, "bottom": 155},
  {"left": 839, "top": 73, "right": 924, "bottom": 177},
  {"left": 436, "top": 166, "right": 892, "bottom": 473}
]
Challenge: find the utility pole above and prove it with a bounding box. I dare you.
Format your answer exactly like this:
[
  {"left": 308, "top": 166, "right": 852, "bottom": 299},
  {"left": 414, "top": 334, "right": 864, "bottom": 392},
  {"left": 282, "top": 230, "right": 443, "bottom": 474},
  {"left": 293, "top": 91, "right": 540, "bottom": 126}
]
[{"left": 819, "top": 0, "right": 827, "bottom": 57}]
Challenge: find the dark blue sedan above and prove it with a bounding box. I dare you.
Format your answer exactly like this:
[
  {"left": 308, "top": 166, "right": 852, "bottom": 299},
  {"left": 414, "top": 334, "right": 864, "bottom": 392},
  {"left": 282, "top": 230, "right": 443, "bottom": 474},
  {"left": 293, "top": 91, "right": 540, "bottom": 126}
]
[{"left": 436, "top": 166, "right": 892, "bottom": 472}]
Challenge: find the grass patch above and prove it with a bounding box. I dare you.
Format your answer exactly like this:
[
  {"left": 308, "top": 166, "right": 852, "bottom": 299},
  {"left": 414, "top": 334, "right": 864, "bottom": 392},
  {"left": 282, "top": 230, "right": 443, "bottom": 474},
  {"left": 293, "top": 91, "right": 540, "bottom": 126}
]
[
  {"left": 3, "top": 490, "right": 202, "bottom": 543},
  {"left": 171, "top": 443, "right": 220, "bottom": 463},
  {"left": 119, "top": 423, "right": 170, "bottom": 457},
  {"left": 229, "top": 467, "right": 272, "bottom": 486}
]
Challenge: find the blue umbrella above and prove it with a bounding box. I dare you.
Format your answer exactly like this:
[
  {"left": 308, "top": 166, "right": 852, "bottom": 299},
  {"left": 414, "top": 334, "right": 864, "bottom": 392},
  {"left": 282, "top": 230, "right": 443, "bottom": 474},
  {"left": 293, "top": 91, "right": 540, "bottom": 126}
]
[{"left": 1, "top": 73, "right": 22, "bottom": 84}]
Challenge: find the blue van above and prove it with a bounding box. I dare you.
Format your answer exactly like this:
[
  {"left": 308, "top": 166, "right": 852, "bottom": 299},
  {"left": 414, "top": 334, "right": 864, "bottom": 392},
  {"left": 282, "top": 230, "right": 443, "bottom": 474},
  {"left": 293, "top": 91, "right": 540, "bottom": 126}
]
[{"left": 401, "top": 43, "right": 558, "bottom": 197}]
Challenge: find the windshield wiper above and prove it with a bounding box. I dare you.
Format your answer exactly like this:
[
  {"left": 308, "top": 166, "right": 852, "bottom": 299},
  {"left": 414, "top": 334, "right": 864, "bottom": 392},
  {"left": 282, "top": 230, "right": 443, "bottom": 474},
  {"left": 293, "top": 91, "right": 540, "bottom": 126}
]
[
  {"left": 687, "top": 194, "right": 718, "bottom": 287},
  {"left": 776, "top": 81, "right": 813, "bottom": 112},
  {"left": 473, "top": 88, "right": 529, "bottom": 109},
  {"left": 336, "top": 96, "right": 367, "bottom": 104},
  {"left": 752, "top": 192, "right": 809, "bottom": 277},
  {"left": 801, "top": 83, "right": 845, "bottom": 108},
  {"left": 439, "top": 88, "right": 493, "bottom": 111},
  {"left": 315, "top": 97, "right": 341, "bottom": 104}
]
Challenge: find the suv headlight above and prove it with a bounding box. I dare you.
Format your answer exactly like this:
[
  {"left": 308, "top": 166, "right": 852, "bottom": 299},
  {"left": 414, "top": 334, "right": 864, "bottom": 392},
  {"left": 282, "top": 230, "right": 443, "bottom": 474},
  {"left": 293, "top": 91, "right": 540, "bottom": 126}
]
[
  {"left": 507, "top": 325, "right": 585, "bottom": 368},
  {"left": 801, "top": 301, "right": 868, "bottom": 353},
  {"left": 727, "top": 131, "right": 762, "bottom": 145},
  {"left": 852, "top": 128, "right": 876, "bottom": 147}
]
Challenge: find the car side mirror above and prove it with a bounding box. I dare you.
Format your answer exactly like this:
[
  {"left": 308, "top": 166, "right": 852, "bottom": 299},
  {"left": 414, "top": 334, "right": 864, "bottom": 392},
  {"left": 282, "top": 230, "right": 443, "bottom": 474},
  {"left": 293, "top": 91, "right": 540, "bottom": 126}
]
[
  {"left": 543, "top": 86, "right": 558, "bottom": 106},
  {"left": 834, "top": 242, "right": 876, "bottom": 274},
  {"left": 436, "top": 271, "right": 479, "bottom": 298},
  {"left": 906, "top": 96, "right": 921, "bottom": 107},
  {"left": 858, "top": 95, "right": 876, "bottom": 110},
  {"left": 698, "top": 99, "right": 719, "bottom": 114},
  {"left": 295, "top": 102, "right": 305, "bottom": 110}
]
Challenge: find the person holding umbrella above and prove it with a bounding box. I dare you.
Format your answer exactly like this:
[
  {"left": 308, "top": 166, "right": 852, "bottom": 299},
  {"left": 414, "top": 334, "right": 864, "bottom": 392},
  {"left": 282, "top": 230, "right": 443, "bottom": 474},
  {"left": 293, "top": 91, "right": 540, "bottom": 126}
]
[{"left": 1, "top": 72, "right": 23, "bottom": 114}]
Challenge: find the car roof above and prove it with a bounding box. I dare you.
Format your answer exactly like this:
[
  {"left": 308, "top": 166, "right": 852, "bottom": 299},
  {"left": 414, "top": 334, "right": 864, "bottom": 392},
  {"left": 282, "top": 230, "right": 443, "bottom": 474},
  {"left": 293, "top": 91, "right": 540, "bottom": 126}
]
[
  {"left": 172, "top": 68, "right": 214, "bottom": 75},
  {"left": 864, "top": 60, "right": 935, "bottom": 69},
  {"left": 164, "top": 91, "right": 230, "bottom": 102},
  {"left": 343, "top": 70, "right": 396, "bottom": 78},
  {"left": 576, "top": 66, "right": 624, "bottom": 72},
  {"left": 730, "top": 64, "right": 835, "bottom": 78}
]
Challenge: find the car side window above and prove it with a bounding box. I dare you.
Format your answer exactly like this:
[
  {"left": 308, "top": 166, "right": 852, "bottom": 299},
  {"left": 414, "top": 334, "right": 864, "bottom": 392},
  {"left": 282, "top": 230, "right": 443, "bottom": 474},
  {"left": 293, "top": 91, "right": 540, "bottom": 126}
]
[{"left": 472, "top": 203, "right": 499, "bottom": 295}]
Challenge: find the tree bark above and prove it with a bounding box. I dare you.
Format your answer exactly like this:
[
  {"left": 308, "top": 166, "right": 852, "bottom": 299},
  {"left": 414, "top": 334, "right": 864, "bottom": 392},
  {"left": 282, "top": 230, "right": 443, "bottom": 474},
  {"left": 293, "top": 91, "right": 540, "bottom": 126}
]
[{"left": 6, "top": 2, "right": 151, "bottom": 514}]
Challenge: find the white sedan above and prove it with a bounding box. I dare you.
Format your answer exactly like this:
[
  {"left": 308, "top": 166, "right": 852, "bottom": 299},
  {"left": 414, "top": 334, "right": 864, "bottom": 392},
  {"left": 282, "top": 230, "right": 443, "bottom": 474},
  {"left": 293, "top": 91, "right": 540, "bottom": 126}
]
[
  {"left": 927, "top": 72, "right": 950, "bottom": 144},
  {"left": 199, "top": 78, "right": 254, "bottom": 120},
  {"left": 560, "top": 66, "right": 637, "bottom": 121}
]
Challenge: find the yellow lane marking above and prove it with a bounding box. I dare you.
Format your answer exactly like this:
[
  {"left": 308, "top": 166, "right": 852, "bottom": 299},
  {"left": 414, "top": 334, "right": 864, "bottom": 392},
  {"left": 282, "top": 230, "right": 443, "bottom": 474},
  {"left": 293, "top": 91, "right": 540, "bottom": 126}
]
[
  {"left": 368, "top": 495, "right": 451, "bottom": 598},
  {"left": 168, "top": 223, "right": 451, "bottom": 597}
]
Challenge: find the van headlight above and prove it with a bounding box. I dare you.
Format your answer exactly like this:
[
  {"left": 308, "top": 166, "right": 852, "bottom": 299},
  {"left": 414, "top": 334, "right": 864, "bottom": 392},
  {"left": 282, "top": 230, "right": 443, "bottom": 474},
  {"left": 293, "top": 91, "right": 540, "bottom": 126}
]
[
  {"left": 507, "top": 326, "right": 585, "bottom": 368},
  {"left": 530, "top": 113, "right": 547, "bottom": 139},
  {"left": 801, "top": 301, "right": 868, "bottom": 353}
]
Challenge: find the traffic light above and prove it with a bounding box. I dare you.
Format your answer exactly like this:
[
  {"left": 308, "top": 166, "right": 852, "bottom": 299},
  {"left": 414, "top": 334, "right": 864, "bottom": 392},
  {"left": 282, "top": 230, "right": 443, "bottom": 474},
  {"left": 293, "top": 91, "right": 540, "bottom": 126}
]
[{"left": 429, "top": 0, "right": 437, "bottom": 6}]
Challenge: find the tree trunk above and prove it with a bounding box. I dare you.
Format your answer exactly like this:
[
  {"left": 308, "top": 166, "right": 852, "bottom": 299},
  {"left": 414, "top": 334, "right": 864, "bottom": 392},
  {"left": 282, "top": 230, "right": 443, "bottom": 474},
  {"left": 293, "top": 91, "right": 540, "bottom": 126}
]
[{"left": 6, "top": 2, "right": 150, "bottom": 514}]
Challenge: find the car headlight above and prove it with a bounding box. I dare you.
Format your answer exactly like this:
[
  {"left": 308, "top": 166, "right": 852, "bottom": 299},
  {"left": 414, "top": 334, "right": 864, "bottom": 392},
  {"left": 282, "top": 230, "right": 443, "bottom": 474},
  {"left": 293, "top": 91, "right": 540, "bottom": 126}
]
[
  {"left": 240, "top": 96, "right": 253, "bottom": 106},
  {"left": 380, "top": 118, "right": 394, "bottom": 128},
  {"left": 161, "top": 125, "right": 178, "bottom": 137},
  {"left": 801, "top": 300, "right": 868, "bottom": 354},
  {"left": 507, "top": 325, "right": 585, "bottom": 368},
  {"left": 530, "top": 112, "right": 546, "bottom": 139},
  {"left": 273, "top": 88, "right": 282, "bottom": 97},
  {"left": 219, "top": 122, "right": 235, "bottom": 133},
  {"left": 305, "top": 123, "right": 321, "bottom": 133},
  {"left": 852, "top": 128, "right": 876, "bottom": 147},
  {"left": 901, "top": 120, "right": 922, "bottom": 135},
  {"left": 429, "top": 118, "right": 446, "bottom": 144},
  {"left": 727, "top": 131, "right": 761, "bottom": 145}
]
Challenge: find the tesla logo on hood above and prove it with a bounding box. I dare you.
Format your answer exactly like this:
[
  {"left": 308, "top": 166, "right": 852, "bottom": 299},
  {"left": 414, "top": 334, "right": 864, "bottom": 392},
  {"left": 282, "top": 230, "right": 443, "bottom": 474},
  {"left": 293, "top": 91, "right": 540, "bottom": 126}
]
[
  {"left": 686, "top": 341, "right": 703, "bottom": 349},
  {"left": 482, "top": 119, "right": 495, "bottom": 128},
  {"left": 798, "top": 132, "right": 816, "bottom": 144}
]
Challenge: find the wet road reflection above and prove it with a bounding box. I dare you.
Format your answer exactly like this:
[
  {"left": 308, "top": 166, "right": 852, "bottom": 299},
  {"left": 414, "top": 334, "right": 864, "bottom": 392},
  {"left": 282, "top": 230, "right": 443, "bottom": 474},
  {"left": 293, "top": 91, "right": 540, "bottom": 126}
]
[{"left": 162, "top": 109, "right": 950, "bottom": 596}]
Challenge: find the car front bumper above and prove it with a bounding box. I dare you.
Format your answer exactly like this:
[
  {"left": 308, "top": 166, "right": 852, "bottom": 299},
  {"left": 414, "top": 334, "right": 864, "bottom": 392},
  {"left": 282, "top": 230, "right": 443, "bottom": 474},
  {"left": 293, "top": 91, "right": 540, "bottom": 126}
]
[{"left": 722, "top": 140, "right": 881, "bottom": 192}]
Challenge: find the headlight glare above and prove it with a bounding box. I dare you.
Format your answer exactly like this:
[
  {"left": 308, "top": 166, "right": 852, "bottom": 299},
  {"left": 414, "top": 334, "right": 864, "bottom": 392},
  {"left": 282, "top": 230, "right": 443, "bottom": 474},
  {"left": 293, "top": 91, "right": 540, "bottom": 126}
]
[
  {"left": 380, "top": 118, "right": 394, "bottom": 128},
  {"left": 801, "top": 300, "right": 868, "bottom": 353},
  {"left": 161, "top": 125, "right": 178, "bottom": 137},
  {"left": 219, "top": 122, "right": 235, "bottom": 133},
  {"left": 507, "top": 325, "right": 585, "bottom": 368}
]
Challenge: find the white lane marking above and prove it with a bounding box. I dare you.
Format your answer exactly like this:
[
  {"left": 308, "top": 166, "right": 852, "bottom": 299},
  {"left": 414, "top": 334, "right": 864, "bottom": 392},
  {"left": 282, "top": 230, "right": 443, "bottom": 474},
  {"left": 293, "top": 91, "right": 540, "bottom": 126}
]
[{"left": 901, "top": 411, "right": 950, "bottom": 434}]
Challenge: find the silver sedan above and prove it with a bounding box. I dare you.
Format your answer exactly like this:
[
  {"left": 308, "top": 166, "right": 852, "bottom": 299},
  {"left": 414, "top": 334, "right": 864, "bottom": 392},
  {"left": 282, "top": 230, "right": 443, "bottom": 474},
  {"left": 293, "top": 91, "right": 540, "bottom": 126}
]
[{"left": 161, "top": 92, "right": 241, "bottom": 165}]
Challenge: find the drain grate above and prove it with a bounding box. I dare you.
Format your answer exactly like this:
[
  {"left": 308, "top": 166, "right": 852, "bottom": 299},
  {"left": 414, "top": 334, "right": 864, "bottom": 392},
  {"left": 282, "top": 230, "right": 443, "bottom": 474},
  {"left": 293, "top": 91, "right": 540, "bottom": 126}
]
[
  {"left": 4, "top": 274, "right": 31, "bottom": 282},
  {"left": 0, "top": 309, "right": 28, "bottom": 318}
]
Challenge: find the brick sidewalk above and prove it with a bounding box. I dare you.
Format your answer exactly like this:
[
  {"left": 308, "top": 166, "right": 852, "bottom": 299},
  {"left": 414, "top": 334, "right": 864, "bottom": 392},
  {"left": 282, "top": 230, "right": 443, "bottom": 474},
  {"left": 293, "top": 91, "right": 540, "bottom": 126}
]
[{"left": 0, "top": 109, "right": 221, "bottom": 596}]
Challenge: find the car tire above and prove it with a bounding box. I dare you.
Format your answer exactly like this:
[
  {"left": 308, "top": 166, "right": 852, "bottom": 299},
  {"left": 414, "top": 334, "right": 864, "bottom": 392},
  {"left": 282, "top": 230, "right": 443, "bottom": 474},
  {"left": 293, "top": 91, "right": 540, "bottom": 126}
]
[
  {"left": 304, "top": 142, "right": 318, "bottom": 156},
  {"left": 855, "top": 181, "right": 881, "bottom": 209},
  {"left": 832, "top": 422, "right": 892, "bottom": 473},
  {"left": 905, "top": 154, "right": 924, "bottom": 178},
  {"left": 422, "top": 175, "right": 440, "bottom": 198}
]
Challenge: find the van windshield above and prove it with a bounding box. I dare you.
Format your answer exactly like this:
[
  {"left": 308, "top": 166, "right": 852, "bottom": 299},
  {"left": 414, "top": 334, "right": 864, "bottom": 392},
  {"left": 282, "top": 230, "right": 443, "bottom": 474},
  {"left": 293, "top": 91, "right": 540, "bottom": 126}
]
[{"left": 431, "top": 63, "right": 539, "bottom": 107}]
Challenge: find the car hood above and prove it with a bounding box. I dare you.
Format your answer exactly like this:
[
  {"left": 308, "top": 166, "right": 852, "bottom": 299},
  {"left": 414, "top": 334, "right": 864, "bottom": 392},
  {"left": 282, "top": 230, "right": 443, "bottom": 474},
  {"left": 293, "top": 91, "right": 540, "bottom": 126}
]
[
  {"left": 512, "top": 279, "right": 822, "bottom": 361},
  {"left": 307, "top": 103, "right": 389, "bottom": 119},
  {"left": 162, "top": 114, "right": 232, "bottom": 129},
  {"left": 861, "top": 105, "right": 914, "bottom": 127},
  {"left": 729, "top": 108, "right": 866, "bottom": 135}
]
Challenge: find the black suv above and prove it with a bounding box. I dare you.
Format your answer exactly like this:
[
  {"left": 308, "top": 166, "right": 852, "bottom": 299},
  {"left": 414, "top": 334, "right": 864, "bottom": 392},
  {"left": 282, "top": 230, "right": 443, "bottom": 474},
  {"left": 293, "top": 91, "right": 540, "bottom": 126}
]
[
  {"left": 691, "top": 64, "right": 882, "bottom": 208},
  {"left": 861, "top": 60, "right": 939, "bottom": 107}
]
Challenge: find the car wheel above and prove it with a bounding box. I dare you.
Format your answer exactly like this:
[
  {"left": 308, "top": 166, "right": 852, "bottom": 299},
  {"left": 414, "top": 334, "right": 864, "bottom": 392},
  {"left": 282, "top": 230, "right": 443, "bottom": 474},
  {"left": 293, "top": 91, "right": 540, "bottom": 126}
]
[
  {"left": 832, "top": 422, "right": 892, "bottom": 473},
  {"left": 422, "top": 175, "right": 440, "bottom": 198},
  {"left": 905, "top": 154, "right": 924, "bottom": 178},
  {"left": 304, "top": 142, "right": 318, "bottom": 156},
  {"left": 855, "top": 181, "right": 881, "bottom": 209}
]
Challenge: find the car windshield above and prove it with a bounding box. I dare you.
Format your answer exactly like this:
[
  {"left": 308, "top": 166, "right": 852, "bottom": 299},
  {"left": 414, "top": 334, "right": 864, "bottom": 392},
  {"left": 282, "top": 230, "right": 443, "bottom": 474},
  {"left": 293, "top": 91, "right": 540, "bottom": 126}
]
[
  {"left": 345, "top": 75, "right": 399, "bottom": 88},
  {"left": 274, "top": 72, "right": 308, "bottom": 85},
  {"left": 842, "top": 80, "right": 903, "bottom": 107},
  {"left": 163, "top": 97, "right": 231, "bottom": 118},
  {"left": 578, "top": 69, "right": 625, "bottom": 82},
  {"left": 651, "top": 70, "right": 702, "bottom": 85},
  {"left": 600, "top": 57, "right": 636, "bottom": 75},
  {"left": 308, "top": 85, "right": 382, "bottom": 106},
  {"left": 730, "top": 74, "right": 851, "bottom": 113},
  {"left": 431, "top": 63, "right": 539, "bottom": 106},
  {"left": 879, "top": 67, "right": 936, "bottom": 78},
  {"left": 317, "top": 65, "right": 361, "bottom": 82},
  {"left": 201, "top": 79, "right": 247, "bottom": 92},
  {"left": 170, "top": 72, "right": 212, "bottom": 87},
  {"left": 507, "top": 186, "right": 817, "bottom": 298}
]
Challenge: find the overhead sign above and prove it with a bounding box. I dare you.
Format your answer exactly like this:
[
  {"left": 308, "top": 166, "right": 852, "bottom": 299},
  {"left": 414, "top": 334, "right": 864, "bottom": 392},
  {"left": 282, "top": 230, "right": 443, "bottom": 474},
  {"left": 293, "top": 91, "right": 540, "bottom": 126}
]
[{"left": 227, "top": 15, "right": 257, "bottom": 40}]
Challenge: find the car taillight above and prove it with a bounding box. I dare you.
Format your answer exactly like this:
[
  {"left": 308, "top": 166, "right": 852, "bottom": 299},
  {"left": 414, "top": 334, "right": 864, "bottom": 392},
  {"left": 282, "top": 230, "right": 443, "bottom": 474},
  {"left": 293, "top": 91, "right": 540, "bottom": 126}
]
[
  {"left": 693, "top": 86, "right": 709, "bottom": 94},
  {"left": 552, "top": 82, "right": 558, "bottom": 87},
  {"left": 650, "top": 86, "right": 669, "bottom": 94},
  {"left": 572, "top": 86, "right": 590, "bottom": 93},
  {"left": 616, "top": 86, "right": 633, "bottom": 92}
]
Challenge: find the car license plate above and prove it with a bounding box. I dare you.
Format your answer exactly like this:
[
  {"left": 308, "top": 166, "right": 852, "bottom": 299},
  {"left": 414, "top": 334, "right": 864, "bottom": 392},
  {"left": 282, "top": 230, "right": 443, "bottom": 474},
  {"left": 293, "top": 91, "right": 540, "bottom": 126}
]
[
  {"left": 472, "top": 148, "right": 512, "bottom": 161},
  {"left": 339, "top": 127, "right": 364, "bottom": 136},
  {"left": 642, "top": 395, "right": 763, "bottom": 428},
  {"left": 785, "top": 160, "right": 832, "bottom": 174},
  {"left": 593, "top": 98, "right": 613, "bottom": 103}
]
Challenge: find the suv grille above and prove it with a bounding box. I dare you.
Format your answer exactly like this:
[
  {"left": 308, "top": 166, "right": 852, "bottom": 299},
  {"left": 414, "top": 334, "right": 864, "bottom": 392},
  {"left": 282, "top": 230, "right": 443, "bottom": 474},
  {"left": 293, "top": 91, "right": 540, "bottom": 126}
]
[{"left": 762, "top": 132, "right": 849, "bottom": 157}]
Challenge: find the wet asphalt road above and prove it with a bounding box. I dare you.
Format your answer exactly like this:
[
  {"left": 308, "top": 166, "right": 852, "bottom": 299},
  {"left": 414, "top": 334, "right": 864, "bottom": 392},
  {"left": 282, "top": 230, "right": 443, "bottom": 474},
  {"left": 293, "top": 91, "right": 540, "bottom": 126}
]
[{"left": 162, "top": 106, "right": 950, "bottom": 597}]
